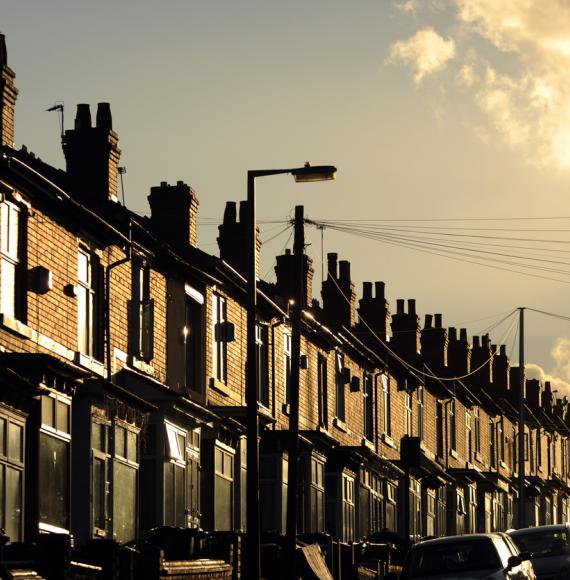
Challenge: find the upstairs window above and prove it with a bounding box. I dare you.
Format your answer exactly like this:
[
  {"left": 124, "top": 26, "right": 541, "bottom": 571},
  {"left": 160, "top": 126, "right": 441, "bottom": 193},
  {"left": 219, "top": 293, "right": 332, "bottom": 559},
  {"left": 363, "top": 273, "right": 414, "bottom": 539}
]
[
  {"left": 436, "top": 401, "right": 444, "bottom": 458},
  {"left": 132, "top": 259, "right": 153, "bottom": 362},
  {"left": 450, "top": 398, "right": 457, "bottom": 451},
  {"left": 473, "top": 406, "right": 481, "bottom": 454},
  {"left": 256, "top": 324, "right": 269, "bottom": 408},
  {"left": 78, "top": 248, "right": 102, "bottom": 359},
  {"left": 184, "top": 284, "right": 204, "bottom": 393},
  {"left": 405, "top": 392, "right": 413, "bottom": 436},
  {"left": 335, "top": 353, "right": 346, "bottom": 422},
  {"left": 212, "top": 294, "right": 228, "bottom": 383},
  {"left": 283, "top": 329, "right": 292, "bottom": 406},
  {"left": 364, "top": 373, "right": 374, "bottom": 442},
  {"left": 317, "top": 354, "right": 328, "bottom": 429},
  {"left": 382, "top": 374, "right": 391, "bottom": 438},
  {"left": 0, "top": 200, "right": 25, "bottom": 320},
  {"left": 490, "top": 419, "right": 497, "bottom": 468},
  {"left": 466, "top": 410, "right": 472, "bottom": 461},
  {"left": 416, "top": 387, "right": 424, "bottom": 441}
]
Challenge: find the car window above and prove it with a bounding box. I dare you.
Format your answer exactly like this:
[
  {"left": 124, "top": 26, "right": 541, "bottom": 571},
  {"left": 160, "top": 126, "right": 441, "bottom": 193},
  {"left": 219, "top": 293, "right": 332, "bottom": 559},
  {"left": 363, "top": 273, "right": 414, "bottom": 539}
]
[
  {"left": 511, "top": 529, "right": 570, "bottom": 558},
  {"left": 503, "top": 535, "right": 520, "bottom": 556},
  {"left": 493, "top": 537, "right": 514, "bottom": 567},
  {"left": 405, "top": 539, "right": 501, "bottom": 578}
]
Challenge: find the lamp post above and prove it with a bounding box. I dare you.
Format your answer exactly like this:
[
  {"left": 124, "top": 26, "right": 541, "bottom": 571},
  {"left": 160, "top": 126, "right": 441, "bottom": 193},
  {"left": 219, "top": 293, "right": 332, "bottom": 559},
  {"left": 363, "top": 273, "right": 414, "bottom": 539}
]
[{"left": 245, "top": 164, "right": 336, "bottom": 580}]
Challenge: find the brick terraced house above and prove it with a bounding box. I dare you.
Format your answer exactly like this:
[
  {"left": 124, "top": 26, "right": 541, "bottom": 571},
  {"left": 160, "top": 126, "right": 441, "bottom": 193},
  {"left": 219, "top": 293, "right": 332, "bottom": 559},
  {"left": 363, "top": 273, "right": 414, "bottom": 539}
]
[{"left": 0, "top": 33, "right": 570, "bottom": 578}]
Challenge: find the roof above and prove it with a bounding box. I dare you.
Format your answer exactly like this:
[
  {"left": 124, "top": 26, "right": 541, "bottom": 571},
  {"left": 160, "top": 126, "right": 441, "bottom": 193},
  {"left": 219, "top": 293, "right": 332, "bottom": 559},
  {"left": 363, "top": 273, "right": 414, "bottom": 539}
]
[
  {"left": 509, "top": 524, "right": 570, "bottom": 536},
  {"left": 413, "top": 533, "right": 506, "bottom": 548}
]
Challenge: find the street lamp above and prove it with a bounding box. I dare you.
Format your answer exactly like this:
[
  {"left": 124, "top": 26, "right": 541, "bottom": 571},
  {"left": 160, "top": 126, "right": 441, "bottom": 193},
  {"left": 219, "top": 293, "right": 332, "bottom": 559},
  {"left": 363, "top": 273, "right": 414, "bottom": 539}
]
[{"left": 245, "top": 163, "right": 336, "bottom": 580}]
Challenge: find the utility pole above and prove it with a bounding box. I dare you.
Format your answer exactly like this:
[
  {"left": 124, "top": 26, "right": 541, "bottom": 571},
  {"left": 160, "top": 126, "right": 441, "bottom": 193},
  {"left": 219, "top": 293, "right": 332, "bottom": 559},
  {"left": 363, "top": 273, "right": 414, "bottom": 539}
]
[
  {"left": 518, "top": 307, "right": 526, "bottom": 529},
  {"left": 285, "top": 205, "right": 305, "bottom": 577}
]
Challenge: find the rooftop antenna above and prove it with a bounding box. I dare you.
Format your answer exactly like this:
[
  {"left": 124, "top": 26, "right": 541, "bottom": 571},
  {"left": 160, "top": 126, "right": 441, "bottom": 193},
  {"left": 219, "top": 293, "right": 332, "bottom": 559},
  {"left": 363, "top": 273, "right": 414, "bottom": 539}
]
[
  {"left": 117, "top": 166, "right": 127, "bottom": 205},
  {"left": 46, "top": 102, "right": 64, "bottom": 140}
]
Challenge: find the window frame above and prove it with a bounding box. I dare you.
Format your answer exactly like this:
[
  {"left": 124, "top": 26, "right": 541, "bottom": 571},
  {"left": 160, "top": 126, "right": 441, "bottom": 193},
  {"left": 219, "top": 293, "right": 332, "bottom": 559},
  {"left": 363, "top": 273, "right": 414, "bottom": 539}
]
[
  {"left": 0, "top": 199, "right": 25, "bottom": 321},
  {"left": 212, "top": 294, "right": 228, "bottom": 384}
]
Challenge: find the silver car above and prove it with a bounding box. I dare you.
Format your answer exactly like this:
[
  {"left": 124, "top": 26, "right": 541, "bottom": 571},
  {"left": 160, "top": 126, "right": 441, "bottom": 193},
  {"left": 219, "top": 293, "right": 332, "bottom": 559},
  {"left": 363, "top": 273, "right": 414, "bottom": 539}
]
[
  {"left": 508, "top": 524, "right": 570, "bottom": 580},
  {"left": 399, "top": 533, "right": 536, "bottom": 579}
]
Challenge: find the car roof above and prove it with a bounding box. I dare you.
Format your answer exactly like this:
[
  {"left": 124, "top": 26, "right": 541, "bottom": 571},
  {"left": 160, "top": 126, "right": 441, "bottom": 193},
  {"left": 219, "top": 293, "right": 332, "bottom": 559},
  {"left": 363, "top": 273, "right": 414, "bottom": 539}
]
[
  {"left": 412, "top": 533, "right": 505, "bottom": 548},
  {"left": 509, "top": 524, "right": 570, "bottom": 535}
]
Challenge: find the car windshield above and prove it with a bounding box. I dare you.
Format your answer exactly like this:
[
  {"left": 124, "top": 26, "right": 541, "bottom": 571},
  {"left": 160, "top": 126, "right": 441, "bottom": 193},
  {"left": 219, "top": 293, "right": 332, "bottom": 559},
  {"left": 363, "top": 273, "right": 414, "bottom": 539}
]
[
  {"left": 511, "top": 529, "right": 570, "bottom": 558},
  {"left": 405, "top": 538, "right": 501, "bottom": 578}
]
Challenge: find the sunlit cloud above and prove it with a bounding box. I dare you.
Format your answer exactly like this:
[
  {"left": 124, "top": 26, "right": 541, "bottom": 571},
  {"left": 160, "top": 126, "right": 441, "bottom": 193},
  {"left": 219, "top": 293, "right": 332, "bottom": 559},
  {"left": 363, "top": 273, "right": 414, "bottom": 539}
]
[
  {"left": 391, "top": 0, "right": 570, "bottom": 169},
  {"left": 388, "top": 28, "right": 456, "bottom": 84},
  {"left": 526, "top": 337, "right": 570, "bottom": 398}
]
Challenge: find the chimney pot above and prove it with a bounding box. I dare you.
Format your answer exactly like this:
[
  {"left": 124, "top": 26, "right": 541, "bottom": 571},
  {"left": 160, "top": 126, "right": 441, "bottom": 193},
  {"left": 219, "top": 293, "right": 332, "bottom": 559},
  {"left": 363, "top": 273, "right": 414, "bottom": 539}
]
[
  {"left": 375, "top": 281, "right": 385, "bottom": 300},
  {"left": 396, "top": 299, "right": 404, "bottom": 314},
  {"left": 408, "top": 299, "right": 416, "bottom": 316},
  {"left": 327, "top": 253, "right": 338, "bottom": 279},
  {"left": 285, "top": 248, "right": 291, "bottom": 255},
  {"left": 424, "top": 314, "right": 433, "bottom": 328},
  {"left": 434, "top": 313, "right": 442, "bottom": 328},
  {"left": 449, "top": 327, "right": 457, "bottom": 341},
  {"left": 96, "top": 102, "right": 112, "bottom": 130},
  {"left": 75, "top": 104, "right": 92, "bottom": 130},
  {"left": 223, "top": 201, "right": 237, "bottom": 224},
  {"left": 0, "top": 34, "right": 7, "bottom": 67},
  {"left": 239, "top": 200, "right": 247, "bottom": 223},
  {"left": 473, "top": 336, "right": 480, "bottom": 348},
  {"left": 460, "top": 328, "right": 467, "bottom": 341},
  {"left": 363, "top": 282, "right": 372, "bottom": 299},
  {"left": 339, "top": 260, "right": 350, "bottom": 282}
]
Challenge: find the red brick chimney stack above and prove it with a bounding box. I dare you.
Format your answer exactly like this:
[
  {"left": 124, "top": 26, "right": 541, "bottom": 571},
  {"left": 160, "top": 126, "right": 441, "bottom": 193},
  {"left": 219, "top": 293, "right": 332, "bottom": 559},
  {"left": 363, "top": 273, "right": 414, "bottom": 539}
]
[
  {"left": 0, "top": 34, "right": 18, "bottom": 148},
  {"left": 63, "top": 102, "right": 121, "bottom": 205},
  {"left": 469, "top": 334, "right": 493, "bottom": 390},
  {"left": 321, "top": 253, "right": 356, "bottom": 328},
  {"left": 217, "top": 200, "right": 261, "bottom": 277},
  {"left": 357, "top": 280, "right": 391, "bottom": 343},
  {"left": 148, "top": 180, "right": 199, "bottom": 250},
  {"left": 447, "top": 327, "right": 471, "bottom": 378},
  {"left": 420, "top": 312, "right": 448, "bottom": 371},
  {"left": 390, "top": 298, "right": 421, "bottom": 357},
  {"left": 491, "top": 343, "right": 510, "bottom": 397}
]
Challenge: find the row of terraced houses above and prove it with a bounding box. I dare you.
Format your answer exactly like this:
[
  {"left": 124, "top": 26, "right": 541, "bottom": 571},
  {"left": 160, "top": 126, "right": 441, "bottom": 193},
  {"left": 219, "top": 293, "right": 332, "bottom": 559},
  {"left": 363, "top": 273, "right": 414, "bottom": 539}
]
[{"left": 0, "top": 33, "right": 569, "bottom": 577}]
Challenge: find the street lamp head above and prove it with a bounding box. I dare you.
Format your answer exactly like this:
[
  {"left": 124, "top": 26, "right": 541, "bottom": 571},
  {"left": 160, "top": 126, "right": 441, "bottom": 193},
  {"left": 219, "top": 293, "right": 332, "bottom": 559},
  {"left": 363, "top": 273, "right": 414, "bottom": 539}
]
[{"left": 291, "top": 162, "right": 337, "bottom": 183}]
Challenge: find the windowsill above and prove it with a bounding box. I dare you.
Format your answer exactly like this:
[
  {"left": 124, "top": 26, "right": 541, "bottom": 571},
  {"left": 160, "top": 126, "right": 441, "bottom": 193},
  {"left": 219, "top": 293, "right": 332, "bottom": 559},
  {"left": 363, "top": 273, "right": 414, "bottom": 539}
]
[
  {"left": 39, "top": 522, "right": 70, "bottom": 535},
  {"left": 381, "top": 433, "right": 396, "bottom": 448},
  {"left": 362, "top": 437, "right": 375, "bottom": 451},
  {"left": 499, "top": 460, "right": 508, "bottom": 469},
  {"left": 131, "top": 356, "right": 155, "bottom": 377},
  {"left": 281, "top": 403, "right": 290, "bottom": 415},
  {"left": 209, "top": 377, "right": 231, "bottom": 397},
  {"left": 538, "top": 466, "right": 544, "bottom": 473},
  {"left": 0, "top": 313, "right": 32, "bottom": 339},
  {"left": 474, "top": 452, "right": 483, "bottom": 464},
  {"left": 75, "top": 352, "right": 105, "bottom": 377},
  {"left": 332, "top": 417, "right": 348, "bottom": 433},
  {"left": 450, "top": 449, "right": 459, "bottom": 460}
]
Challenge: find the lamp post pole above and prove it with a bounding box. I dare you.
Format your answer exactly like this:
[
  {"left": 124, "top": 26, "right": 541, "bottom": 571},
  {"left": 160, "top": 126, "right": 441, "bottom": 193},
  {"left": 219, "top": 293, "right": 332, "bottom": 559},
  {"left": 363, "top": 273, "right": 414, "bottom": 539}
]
[
  {"left": 245, "top": 171, "right": 261, "bottom": 580},
  {"left": 245, "top": 165, "right": 336, "bottom": 580},
  {"left": 518, "top": 306, "right": 526, "bottom": 528}
]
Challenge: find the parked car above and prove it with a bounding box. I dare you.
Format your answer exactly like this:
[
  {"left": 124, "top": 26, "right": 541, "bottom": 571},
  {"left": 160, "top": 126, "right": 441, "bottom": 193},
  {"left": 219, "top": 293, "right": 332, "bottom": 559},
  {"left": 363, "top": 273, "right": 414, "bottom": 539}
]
[
  {"left": 398, "top": 533, "right": 536, "bottom": 579},
  {"left": 508, "top": 524, "right": 570, "bottom": 580}
]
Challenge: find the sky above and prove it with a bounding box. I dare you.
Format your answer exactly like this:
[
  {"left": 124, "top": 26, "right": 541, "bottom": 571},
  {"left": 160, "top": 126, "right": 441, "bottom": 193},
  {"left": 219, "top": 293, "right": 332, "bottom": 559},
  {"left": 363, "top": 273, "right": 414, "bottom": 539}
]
[{"left": 4, "top": 0, "right": 570, "bottom": 394}]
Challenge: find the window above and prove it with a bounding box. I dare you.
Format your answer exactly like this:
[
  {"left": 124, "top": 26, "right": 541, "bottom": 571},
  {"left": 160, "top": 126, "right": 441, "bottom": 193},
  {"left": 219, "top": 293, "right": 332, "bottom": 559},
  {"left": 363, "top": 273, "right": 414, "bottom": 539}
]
[
  {"left": 260, "top": 452, "right": 286, "bottom": 534},
  {"left": 335, "top": 353, "right": 346, "bottom": 422},
  {"left": 309, "top": 457, "right": 325, "bottom": 533},
  {"left": 132, "top": 259, "right": 153, "bottom": 362},
  {"left": 382, "top": 374, "right": 391, "bottom": 438},
  {"left": 364, "top": 373, "right": 374, "bottom": 442},
  {"left": 473, "top": 406, "right": 481, "bottom": 454},
  {"left": 436, "top": 401, "right": 444, "bottom": 458},
  {"left": 409, "top": 477, "right": 422, "bottom": 541},
  {"left": 0, "top": 410, "right": 25, "bottom": 543},
  {"left": 405, "top": 392, "right": 412, "bottom": 436},
  {"left": 537, "top": 429, "right": 543, "bottom": 468},
  {"left": 39, "top": 394, "right": 71, "bottom": 533},
  {"left": 449, "top": 399, "right": 456, "bottom": 451},
  {"left": 425, "top": 489, "right": 436, "bottom": 537},
  {"left": 417, "top": 387, "right": 424, "bottom": 441},
  {"left": 359, "top": 469, "right": 383, "bottom": 538},
  {"left": 256, "top": 325, "right": 269, "bottom": 407},
  {"left": 187, "top": 429, "right": 201, "bottom": 529},
  {"left": 283, "top": 329, "right": 292, "bottom": 406},
  {"left": 113, "top": 423, "right": 139, "bottom": 542},
  {"left": 78, "top": 248, "right": 102, "bottom": 359},
  {"left": 467, "top": 484, "right": 477, "bottom": 534},
  {"left": 342, "top": 473, "right": 355, "bottom": 542},
  {"left": 317, "top": 354, "right": 328, "bottom": 429},
  {"left": 184, "top": 285, "right": 204, "bottom": 393},
  {"left": 385, "top": 481, "right": 397, "bottom": 532},
  {"left": 0, "top": 200, "right": 24, "bottom": 320},
  {"left": 212, "top": 294, "right": 228, "bottom": 383},
  {"left": 498, "top": 419, "right": 505, "bottom": 463},
  {"left": 91, "top": 419, "right": 110, "bottom": 537},
  {"left": 490, "top": 420, "right": 497, "bottom": 469},
  {"left": 164, "top": 424, "right": 186, "bottom": 528},
  {"left": 214, "top": 445, "right": 234, "bottom": 531},
  {"left": 466, "top": 410, "right": 472, "bottom": 462}
]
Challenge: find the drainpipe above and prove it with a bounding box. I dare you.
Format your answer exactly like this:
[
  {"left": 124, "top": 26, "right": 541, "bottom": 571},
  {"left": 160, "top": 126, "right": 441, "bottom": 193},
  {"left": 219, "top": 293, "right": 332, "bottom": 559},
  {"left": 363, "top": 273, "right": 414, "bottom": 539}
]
[{"left": 105, "top": 220, "right": 132, "bottom": 380}]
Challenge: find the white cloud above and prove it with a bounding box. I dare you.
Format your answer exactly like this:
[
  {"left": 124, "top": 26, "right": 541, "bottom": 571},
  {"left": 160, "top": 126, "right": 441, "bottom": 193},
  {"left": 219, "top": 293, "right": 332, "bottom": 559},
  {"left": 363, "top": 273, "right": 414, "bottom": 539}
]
[
  {"left": 391, "top": 0, "right": 570, "bottom": 168},
  {"left": 388, "top": 28, "right": 456, "bottom": 84},
  {"left": 526, "top": 337, "right": 570, "bottom": 398}
]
